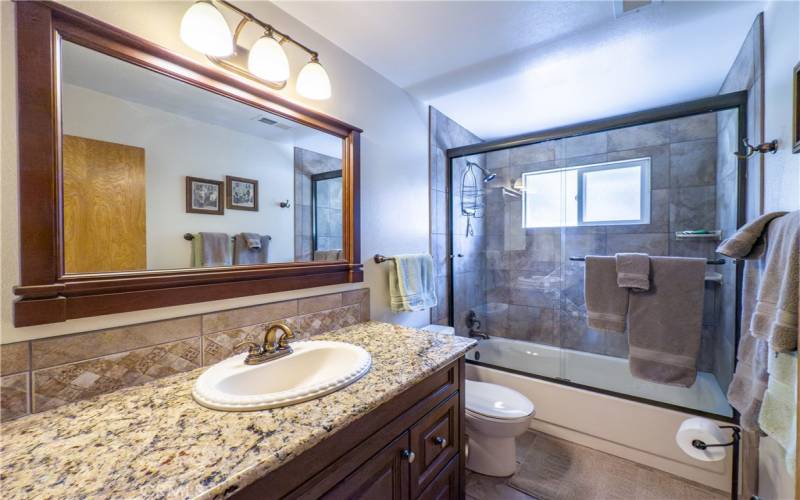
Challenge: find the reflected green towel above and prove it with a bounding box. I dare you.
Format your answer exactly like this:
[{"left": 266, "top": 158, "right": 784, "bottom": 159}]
[
  {"left": 192, "top": 234, "right": 202, "bottom": 267},
  {"left": 389, "top": 254, "right": 437, "bottom": 313},
  {"left": 758, "top": 351, "right": 797, "bottom": 477}
]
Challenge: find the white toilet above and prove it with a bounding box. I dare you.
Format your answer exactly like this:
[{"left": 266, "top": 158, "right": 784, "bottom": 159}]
[
  {"left": 421, "top": 325, "right": 536, "bottom": 477},
  {"left": 465, "top": 380, "right": 535, "bottom": 476}
]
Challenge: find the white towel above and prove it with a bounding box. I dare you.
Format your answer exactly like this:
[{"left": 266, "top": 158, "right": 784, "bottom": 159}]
[
  {"left": 388, "top": 254, "right": 437, "bottom": 313},
  {"left": 758, "top": 350, "right": 797, "bottom": 477}
]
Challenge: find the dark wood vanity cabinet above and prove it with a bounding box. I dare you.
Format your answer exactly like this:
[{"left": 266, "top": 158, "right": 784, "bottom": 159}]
[{"left": 237, "top": 357, "right": 466, "bottom": 500}]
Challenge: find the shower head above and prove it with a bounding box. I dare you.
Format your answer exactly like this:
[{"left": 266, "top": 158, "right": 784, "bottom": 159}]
[{"left": 466, "top": 161, "right": 496, "bottom": 183}]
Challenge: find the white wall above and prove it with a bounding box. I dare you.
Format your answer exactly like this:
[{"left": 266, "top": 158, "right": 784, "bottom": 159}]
[
  {"left": 0, "top": 0, "right": 430, "bottom": 343},
  {"left": 62, "top": 83, "right": 295, "bottom": 269},
  {"left": 759, "top": 1, "right": 799, "bottom": 498}
]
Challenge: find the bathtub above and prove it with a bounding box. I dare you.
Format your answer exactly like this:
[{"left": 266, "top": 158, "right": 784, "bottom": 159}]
[
  {"left": 465, "top": 336, "right": 737, "bottom": 492},
  {"left": 465, "top": 336, "right": 731, "bottom": 417}
]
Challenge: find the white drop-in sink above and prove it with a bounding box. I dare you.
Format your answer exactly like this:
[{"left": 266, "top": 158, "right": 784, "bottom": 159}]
[{"left": 193, "top": 340, "right": 372, "bottom": 411}]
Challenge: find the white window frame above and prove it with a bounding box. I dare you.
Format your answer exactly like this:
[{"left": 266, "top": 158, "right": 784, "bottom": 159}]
[{"left": 522, "top": 157, "right": 651, "bottom": 228}]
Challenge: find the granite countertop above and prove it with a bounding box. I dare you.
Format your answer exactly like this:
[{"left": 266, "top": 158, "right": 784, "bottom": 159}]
[{"left": 0, "top": 322, "right": 475, "bottom": 500}]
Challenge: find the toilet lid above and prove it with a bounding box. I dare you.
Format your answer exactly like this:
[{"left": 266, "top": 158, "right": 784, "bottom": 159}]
[{"left": 465, "top": 380, "right": 534, "bottom": 420}]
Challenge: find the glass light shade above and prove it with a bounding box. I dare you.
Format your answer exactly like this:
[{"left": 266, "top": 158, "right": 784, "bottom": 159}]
[
  {"left": 296, "top": 61, "right": 332, "bottom": 100},
  {"left": 247, "top": 36, "right": 290, "bottom": 82},
  {"left": 180, "top": 2, "right": 233, "bottom": 57}
]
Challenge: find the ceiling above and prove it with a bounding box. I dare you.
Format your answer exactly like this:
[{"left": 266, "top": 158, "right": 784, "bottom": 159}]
[
  {"left": 61, "top": 41, "right": 343, "bottom": 158},
  {"left": 276, "top": 0, "right": 766, "bottom": 140}
]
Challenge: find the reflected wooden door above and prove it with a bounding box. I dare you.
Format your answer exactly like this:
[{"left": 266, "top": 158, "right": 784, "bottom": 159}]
[{"left": 63, "top": 135, "right": 146, "bottom": 273}]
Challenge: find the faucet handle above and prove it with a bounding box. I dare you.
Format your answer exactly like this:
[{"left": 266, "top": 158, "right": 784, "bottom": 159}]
[{"left": 234, "top": 341, "right": 263, "bottom": 356}]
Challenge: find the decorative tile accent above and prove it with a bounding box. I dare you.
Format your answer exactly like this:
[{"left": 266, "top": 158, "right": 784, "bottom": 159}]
[
  {"left": 297, "top": 293, "right": 342, "bottom": 315},
  {"left": 0, "top": 373, "right": 29, "bottom": 422},
  {"left": 342, "top": 288, "right": 370, "bottom": 323},
  {"left": 32, "top": 338, "right": 202, "bottom": 413},
  {"left": 286, "top": 304, "right": 361, "bottom": 339},
  {"left": 202, "top": 325, "right": 267, "bottom": 366},
  {"left": 0, "top": 342, "right": 30, "bottom": 376},
  {"left": 31, "top": 316, "right": 200, "bottom": 370},
  {"left": 202, "top": 299, "right": 298, "bottom": 334}
]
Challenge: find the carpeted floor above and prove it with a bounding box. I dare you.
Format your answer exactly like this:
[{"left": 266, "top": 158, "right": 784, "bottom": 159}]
[{"left": 466, "top": 431, "right": 728, "bottom": 500}]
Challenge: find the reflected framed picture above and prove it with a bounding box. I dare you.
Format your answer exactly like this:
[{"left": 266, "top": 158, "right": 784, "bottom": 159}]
[
  {"left": 186, "top": 176, "right": 224, "bottom": 215},
  {"left": 793, "top": 62, "right": 800, "bottom": 154},
  {"left": 226, "top": 175, "right": 259, "bottom": 211}
]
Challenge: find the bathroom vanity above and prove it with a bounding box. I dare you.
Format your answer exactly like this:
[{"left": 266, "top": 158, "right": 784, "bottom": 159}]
[{"left": 0, "top": 323, "right": 475, "bottom": 499}]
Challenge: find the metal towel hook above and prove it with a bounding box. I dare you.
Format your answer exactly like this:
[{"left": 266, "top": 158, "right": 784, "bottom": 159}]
[{"left": 734, "top": 138, "right": 778, "bottom": 159}]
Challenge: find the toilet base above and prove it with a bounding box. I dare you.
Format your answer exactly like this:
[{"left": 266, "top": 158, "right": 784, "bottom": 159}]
[{"left": 466, "top": 434, "right": 518, "bottom": 477}]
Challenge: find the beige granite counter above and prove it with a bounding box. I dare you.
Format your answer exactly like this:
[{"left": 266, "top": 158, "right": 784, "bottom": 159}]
[{"left": 0, "top": 322, "right": 475, "bottom": 500}]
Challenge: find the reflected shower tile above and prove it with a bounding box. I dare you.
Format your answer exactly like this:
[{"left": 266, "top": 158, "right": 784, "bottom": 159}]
[
  {"left": 562, "top": 132, "right": 607, "bottom": 159},
  {"left": 607, "top": 121, "right": 670, "bottom": 151},
  {"left": 431, "top": 146, "right": 447, "bottom": 192},
  {"left": 670, "top": 139, "right": 716, "bottom": 188},
  {"left": 510, "top": 141, "right": 556, "bottom": 166},
  {"left": 431, "top": 233, "right": 448, "bottom": 276},
  {"left": 606, "top": 233, "right": 669, "bottom": 256},
  {"left": 487, "top": 148, "right": 510, "bottom": 170},
  {"left": 563, "top": 232, "right": 607, "bottom": 260},
  {"left": 668, "top": 113, "right": 717, "bottom": 142},
  {"left": 507, "top": 305, "right": 557, "bottom": 345},
  {"left": 560, "top": 312, "right": 604, "bottom": 356},
  {"left": 669, "top": 185, "right": 716, "bottom": 232},
  {"left": 525, "top": 228, "right": 561, "bottom": 263}
]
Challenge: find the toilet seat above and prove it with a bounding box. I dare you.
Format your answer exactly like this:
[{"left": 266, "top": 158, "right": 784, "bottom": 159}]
[
  {"left": 465, "top": 408, "right": 533, "bottom": 424},
  {"left": 465, "top": 380, "right": 534, "bottom": 421}
]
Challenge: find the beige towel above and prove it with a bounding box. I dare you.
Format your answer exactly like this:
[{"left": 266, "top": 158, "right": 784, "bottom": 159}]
[
  {"left": 628, "top": 257, "right": 706, "bottom": 387},
  {"left": 615, "top": 253, "right": 650, "bottom": 291},
  {"left": 717, "top": 211, "right": 787, "bottom": 257},
  {"left": 199, "top": 232, "right": 231, "bottom": 267},
  {"left": 233, "top": 234, "right": 270, "bottom": 265},
  {"left": 717, "top": 212, "right": 779, "bottom": 431},
  {"left": 749, "top": 211, "right": 799, "bottom": 352},
  {"left": 758, "top": 351, "right": 797, "bottom": 477},
  {"left": 585, "top": 256, "right": 628, "bottom": 333},
  {"left": 314, "top": 249, "right": 342, "bottom": 261}
]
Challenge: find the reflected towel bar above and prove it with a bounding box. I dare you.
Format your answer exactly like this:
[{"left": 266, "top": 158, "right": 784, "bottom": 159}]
[
  {"left": 569, "top": 256, "right": 725, "bottom": 265},
  {"left": 183, "top": 233, "right": 272, "bottom": 241}
]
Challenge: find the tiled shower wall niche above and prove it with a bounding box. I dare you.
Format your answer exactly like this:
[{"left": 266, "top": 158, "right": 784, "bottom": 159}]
[{"left": 0, "top": 288, "right": 369, "bottom": 421}]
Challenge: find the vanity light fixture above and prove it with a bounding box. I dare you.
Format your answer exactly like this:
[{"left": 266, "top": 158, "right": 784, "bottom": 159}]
[{"left": 179, "top": 0, "right": 332, "bottom": 100}]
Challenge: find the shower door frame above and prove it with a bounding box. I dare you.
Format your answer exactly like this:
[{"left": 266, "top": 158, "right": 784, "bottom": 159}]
[{"left": 445, "top": 90, "right": 749, "bottom": 424}]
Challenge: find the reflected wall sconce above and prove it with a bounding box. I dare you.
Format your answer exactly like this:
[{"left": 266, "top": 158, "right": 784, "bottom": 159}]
[{"left": 180, "top": 0, "right": 331, "bottom": 100}]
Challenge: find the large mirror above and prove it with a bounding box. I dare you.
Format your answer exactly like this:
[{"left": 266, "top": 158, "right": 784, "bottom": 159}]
[{"left": 60, "top": 40, "right": 344, "bottom": 274}]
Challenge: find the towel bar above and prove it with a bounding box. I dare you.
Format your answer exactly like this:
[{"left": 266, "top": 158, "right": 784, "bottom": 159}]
[
  {"left": 568, "top": 256, "right": 725, "bottom": 265},
  {"left": 374, "top": 254, "right": 395, "bottom": 264}
]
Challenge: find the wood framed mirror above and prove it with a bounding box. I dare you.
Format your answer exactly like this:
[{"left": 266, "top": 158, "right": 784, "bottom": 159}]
[{"left": 13, "top": 1, "right": 362, "bottom": 326}]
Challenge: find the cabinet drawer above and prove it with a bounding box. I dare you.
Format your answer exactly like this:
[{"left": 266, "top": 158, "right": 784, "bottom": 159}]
[{"left": 409, "top": 393, "right": 459, "bottom": 498}]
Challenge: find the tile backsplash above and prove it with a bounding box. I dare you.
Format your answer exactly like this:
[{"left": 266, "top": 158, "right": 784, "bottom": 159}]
[{"left": 0, "top": 288, "right": 370, "bottom": 421}]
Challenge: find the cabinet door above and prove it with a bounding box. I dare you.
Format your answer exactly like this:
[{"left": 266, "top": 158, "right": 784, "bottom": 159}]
[
  {"left": 322, "top": 431, "right": 411, "bottom": 500},
  {"left": 418, "top": 455, "right": 458, "bottom": 500}
]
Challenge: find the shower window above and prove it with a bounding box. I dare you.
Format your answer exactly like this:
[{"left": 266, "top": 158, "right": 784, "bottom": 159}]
[{"left": 523, "top": 158, "right": 651, "bottom": 228}]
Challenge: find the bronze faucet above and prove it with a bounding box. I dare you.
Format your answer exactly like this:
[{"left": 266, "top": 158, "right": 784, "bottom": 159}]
[{"left": 234, "top": 322, "right": 295, "bottom": 365}]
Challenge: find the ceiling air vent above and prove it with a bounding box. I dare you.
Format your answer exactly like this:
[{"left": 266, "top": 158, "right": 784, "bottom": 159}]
[
  {"left": 257, "top": 116, "right": 278, "bottom": 125},
  {"left": 613, "top": 0, "right": 658, "bottom": 17}
]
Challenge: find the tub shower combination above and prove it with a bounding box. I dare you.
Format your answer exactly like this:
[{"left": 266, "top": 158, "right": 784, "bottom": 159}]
[{"left": 442, "top": 93, "right": 747, "bottom": 422}]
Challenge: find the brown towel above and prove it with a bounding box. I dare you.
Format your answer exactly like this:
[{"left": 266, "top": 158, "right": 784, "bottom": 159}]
[
  {"left": 584, "top": 256, "right": 628, "bottom": 333},
  {"left": 615, "top": 253, "right": 650, "bottom": 291},
  {"left": 199, "top": 232, "right": 231, "bottom": 267},
  {"left": 628, "top": 257, "right": 706, "bottom": 387},
  {"left": 749, "top": 211, "right": 798, "bottom": 352},
  {"left": 717, "top": 213, "right": 777, "bottom": 431},
  {"left": 233, "top": 234, "right": 270, "bottom": 265}
]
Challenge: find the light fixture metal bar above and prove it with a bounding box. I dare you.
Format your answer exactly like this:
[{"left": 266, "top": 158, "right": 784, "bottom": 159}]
[{"left": 215, "top": 0, "right": 319, "bottom": 60}]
